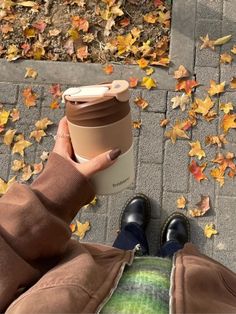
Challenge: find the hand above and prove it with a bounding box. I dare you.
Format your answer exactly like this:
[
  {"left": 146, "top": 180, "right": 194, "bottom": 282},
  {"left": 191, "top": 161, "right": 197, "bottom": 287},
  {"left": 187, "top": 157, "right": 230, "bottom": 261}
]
[{"left": 53, "top": 117, "right": 121, "bottom": 179}]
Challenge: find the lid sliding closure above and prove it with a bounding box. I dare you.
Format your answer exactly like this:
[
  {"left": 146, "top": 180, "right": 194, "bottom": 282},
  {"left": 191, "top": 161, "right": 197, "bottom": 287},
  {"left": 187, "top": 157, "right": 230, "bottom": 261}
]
[{"left": 62, "top": 80, "right": 129, "bottom": 103}]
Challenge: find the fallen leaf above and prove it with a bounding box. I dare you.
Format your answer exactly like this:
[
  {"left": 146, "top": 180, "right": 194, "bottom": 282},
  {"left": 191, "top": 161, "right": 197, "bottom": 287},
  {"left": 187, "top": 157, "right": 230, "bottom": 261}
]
[
  {"left": 175, "top": 79, "right": 198, "bottom": 95},
  {"left": 73, "top": 220, "right": 90, "bottom": 239},
  {"left": 143, "top": 12, "right": 158, "bottom": 24},
  {"left": 49, "top": 84, "right": 62, "bottom": 98},
  {"left": 0, "top": 109, "right": 10, "bottom": 126},
  {"left": 141, "top": 77, "right": 157, "bottom": 90},
  {"left": 213, "top": 34, "right": 232, "bottom": 46},
  {"left": 70, "top": 223, "right": 76, "bottom": 232},
  {"left": 117, "top": 33, "right": 135, "bottom": 55},
  {"left": 132, "top": 120, "right": 142, "bottom": 129},
  {"left": 119, "top": 17, "right": 130, "bottom": 27},
  {"left": 10, "top": 108, "right": 20, "bottom": 122},
  {"left": 145, "top": 67, "right": 154, "bottom": 76},
  {"left": 49, "top": 28, "right": 61, "bottom": 37},
  {"left": 33, "top": 161, "right": 43, "bottom": 174},
  {"left": 188, "top": 141, "right": 206, "bottom": 160},
  {"left": 200, "top": 34, "right": 215, "bottom": 50},
  {"left": 0, "top": 176, "right": 16, "bottom": 196},
  {"left": 204, "top": 110, "right": 217, "bottom": 122},
  {"left": 220, "top": 52, "right": 233, "bottom": 64},
  {"left": 103, "top": 64, "right": 114, "bottom": 75},
  {"left": 189, "top": 160, "right": 207, "bottom": 182},
  {"left": 32, "top": 41, "right": 45, "bottom": 60},
  {"left": 35, "top": 117, "right": 53, "bottom": 130},
  {"left": 221, "top": 113, "right": 236, "bottom": 133},
  {"left": 64, "top": 38, "right": 74, "bottom": 56},
  {"left": 137, "top": 58, "right": 149, "bottom": 69},
  {"left": 204, "top": 223, "right": 218, "bottom": 238},
  {"left": 40, "top": 151, "right": 49, "bottom": 161},
  {"left": 24, "top": 67, "right": 38, "bottom": 79},
  {"left": 205, "top": 134, "right": 227, "bottom": 147},
  {"left": 76, "top": 46, "right": 89, "bottom": 61},
  {"left": 174, "top": 65, "right": 189, "bottom": 80},
  {"left": 219, "top": 102, "right": 234, "bottom": 114},
  {"left": 231, "top": 45, "right": 236, "bottom": 54},
  {"left": 30, "top": 130, "right": 46, "bottom": 142},
  {"left": 160, "top": 118, "right": 169, "bottom": 127},
  {"left": 189, "top": 195, "right": 210, "bottom": 217},
  {"left": 171, "top": 94, "right": 191, "bottom": 111},
  {"left": 71, "top": 16, "right": 89, "bottom": 32},
  {"left": 50, "top": 100, "right": 60, "bottom": 109},
  {"left": 16, "top": 1, "right": 37, "bottom": 7},
  {"left": 151, "top": 57, "right": 170, "bottom": 67},
  {"left": 177, "top": 196, "right": 187, "bottom": 209},
  {"left": 12, "top": 138, "right": 32, "bottom": 156},
  {"left": 210, "top": 167, "right": 225, "bottom": 187},
  {"left": 194, "top": 96, "right": 214, "bottom": 116},
  {"left": 21, "top": 165, "right": 33, "bottom": 181},
  {"left": 212, "top": 152, "right": 235, "bottom": 172},
  {"left": 208, "top": 80, "right": 225, "bottom": 96},
  {"left": 164, "top": 120, "right": 190, "bottom": 143},
  {"left": 3, "top": 129, "right": 16, "bottom": 145},
  {"left": 230, "top": 77, "right": 236, "bottom": 89},
  {"left": 134, "top": 97, "right": 149, "bottom": 110},
  {"left": 22, "top": 87, "right": 37, "bottom": 108},
  {"left": 6, "top": 44, "right": 20, "bottom": 61},
  {"left": 32, "top": 20, "right": 47, "bottom": 33},
  {"left": 129, "top": 77, "right": 138, "bottom": 88}
]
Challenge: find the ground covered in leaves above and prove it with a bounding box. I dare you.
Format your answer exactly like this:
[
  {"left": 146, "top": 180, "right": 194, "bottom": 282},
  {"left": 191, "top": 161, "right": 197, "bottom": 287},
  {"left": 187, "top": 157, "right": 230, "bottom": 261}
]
[{"left": 0, "top": 0, "right": 171, "bottom": 64}]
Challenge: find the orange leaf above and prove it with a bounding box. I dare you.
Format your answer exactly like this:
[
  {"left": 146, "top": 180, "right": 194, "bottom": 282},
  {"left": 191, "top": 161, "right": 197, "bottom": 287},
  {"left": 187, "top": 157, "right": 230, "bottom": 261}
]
[
  {"left": 164, "top": 120, "right": 190, "bottom": 143},
  {"left": 119, "top": 17, "right": 130, "bottom": 27},
  {"left": 71, "top": 16, "right": 89, "bottom": 32},
  {"left": 174, "top": 65, "right": 189, "bottom": 80},
  {"left": 189, "top": 195, "right": 210, "bottom": 217},
  {"left": 194, "top": 96, "right": 214, "bottom": 116},
  {"left": 188, "top": 140, "right": 206, "bottom": 160},
  {"left": 176, "top": 195, "right": 187, "bottom": 209},
  {"left": 103, "top": 64, "right": 114, "bottom": 75},
  {"left": 205, "top": 134, "right": 227, "bottom": 147},
  {"left": 210, "top": 167, "right": 225, "bottom": 187},
  {"left": 76, "top": 46, "right": 89, "bottom": 61},
  {"left": 220, "top": 52, "right": 233, "bottom": 64},
  {"left": 221, "top": 113, "right": 236, "bottom": 133},
  {"left": 208, "top": 80, "right": 225, "bottom": 96},
  {"left": 129, "top": 77, "right": 138, "bottom": 88},
  {"left": 33, "top": 161, "right": 43, "bottom": 175},
  {"left": 143, "top": 12, "right": 158, "bottom": 24},
  {"left": 137, "top": 58, "right": 149, "bottom": 69},
  {"left": 132, "top": 120, "right": 142, "bottom": 129},
  {"left": 160, "top": 118, "right": 169, "bottom": 127},
  {"left": 231, "top": 45, "right": 236, "bottom": 54},
  {"left": 50, "top": 100, "right": 60, "bottom": 109},
  {"left": 212, "top": 152, "right": 235, "bottom": 172},
  {"left": 189, "top": 160, "right": 207, "bottom": 182},
  {"left": 22, "top": 87, "right": 37, "bottom": 108},
  {"left": 134, "top": 97, "right": 149, "bottom": 110},
  {"left": 230, "top": 77, "right": 236, "bottom": 89},
  {"left": 175, "top": 79, "right": 198, "bottom": 95}
]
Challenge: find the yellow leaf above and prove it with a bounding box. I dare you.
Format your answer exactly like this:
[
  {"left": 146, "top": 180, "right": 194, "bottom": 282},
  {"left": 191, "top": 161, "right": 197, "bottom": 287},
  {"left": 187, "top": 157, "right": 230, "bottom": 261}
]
[
  {"left": 221, "top": 113, "right": 236, "bottom": 133},
  {"left": 0, "top": 110, "right": 10, "bottom": 126},
  {"left": 73, "top": 220, "right": 90, "bottom": 240},
  {"left": 25, "top": 68, "right": 38, "bottom": 79},
  {"left": 33, "top": 161, "right": 43, "bottom": 175},
  {"left": 143, "top": 12, "right": 158, "bottom": 23},
  {"left": 213, "top": 34, "right": 232, "bottom": 46},
  {"left": 194, "top": 96, "right": 214, "bottom": 116},
  {"left": 176, "top": 196, "right": 187, "bottom": 209},
  {"left": 132, "top": 120, "right": 142, "bottom": 129},
  {"left": 10, "top": 108, "right": 20, "bottom": 122},
  {"left": 141, "top": 77, "right": 157, "bottom": 90},
  {"left": 145, "top": 67, "right": 154, "bottom": 76},
  {"left": 174, "top": 65, "right": 189, "bottom": 80},
  {"left": 11, "top": 160, "right": 25, "bottom": 172},
  {"left": 134, "top": 97, "right": 149, "bottom": 110},
  {"left": 67, "top": 28, "right": 79, "bottom": 40},
  {"left": 210, "top": 167, "right": 225, "bottom": 187},
  {"left": 3, "top": 128, "right": 16, "bottom": 145},
  {"left": 137, "top": 58, "right": 149, "bottom": 69},
  {"left": 188, "top": 140, "right": 206, "bottom": 160},
  {"left": 219, "top": 102, "right": 234, "bottom": 114},
  {"left": 30, "top": 130, "right": 46, "bottom": 143},
  {"left": 165, "top": 121, "right": 190, "bottom": 144},
  {"left": 0, "top": 176, "right": 16, "bottom": 196},
  {"left": 204, "top": 223, "right": 218, "bottom": 239},
  {"left": 205, "top": 134, "right": 227, "bottom": 148},
  {"left": 230, "top": 77, "right": 236, "bottom": 89},
  {"left": 16, "top": 1, "right": 37, "bottom": 7},
  {"left": 35, "top": 117, "right": 53, "bottom": 130},
  {"left": 117, "top": 33, "right": 135, "bottom": 55},
  {"left": 220, "top": 52, "right": 233, "bottom": 64},
  {"left": 231, "top": 45, "right": 236, "bottom": 54},
  {"left": 12, "top": 139, "right": 32, "bottom": 156},
  {"left": 21, "top": 165, "right": 33, "bottom": 181},
  {"left": 6, "top": 44, "right": 20, "bottom": 61},
  {"left": 208, "top": 80, "right": 225, "bottom": 96}
]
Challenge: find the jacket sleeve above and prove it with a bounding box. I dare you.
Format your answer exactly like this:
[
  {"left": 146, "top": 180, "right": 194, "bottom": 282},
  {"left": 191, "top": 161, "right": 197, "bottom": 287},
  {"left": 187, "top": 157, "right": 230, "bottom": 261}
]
[{"left": 0, "top": 152, "right": 95, "bottom": 311}]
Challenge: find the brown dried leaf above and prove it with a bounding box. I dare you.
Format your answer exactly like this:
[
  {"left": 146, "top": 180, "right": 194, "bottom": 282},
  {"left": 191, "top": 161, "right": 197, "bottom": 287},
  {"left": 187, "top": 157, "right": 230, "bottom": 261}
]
[
  {"left": 189, "top": 195, "right": 210, "bottom": 217},
  {"left": 174, "top": 65, "right": 189, "bottom": 80}
]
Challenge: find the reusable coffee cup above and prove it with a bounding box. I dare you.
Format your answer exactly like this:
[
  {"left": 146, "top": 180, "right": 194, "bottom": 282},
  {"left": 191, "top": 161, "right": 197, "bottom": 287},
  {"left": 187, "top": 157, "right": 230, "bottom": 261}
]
[{"left": 62, "top": 80, "right": 134, "bottom": 195}]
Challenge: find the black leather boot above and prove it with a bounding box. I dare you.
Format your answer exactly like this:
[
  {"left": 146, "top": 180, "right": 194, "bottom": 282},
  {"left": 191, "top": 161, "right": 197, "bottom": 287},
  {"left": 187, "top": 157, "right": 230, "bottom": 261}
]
[
  {"left": 160, "top": 212, "right": 190, "bottom": 248},
  {"left": 120, "top": 194, "right": 151, "bottom": 230}
]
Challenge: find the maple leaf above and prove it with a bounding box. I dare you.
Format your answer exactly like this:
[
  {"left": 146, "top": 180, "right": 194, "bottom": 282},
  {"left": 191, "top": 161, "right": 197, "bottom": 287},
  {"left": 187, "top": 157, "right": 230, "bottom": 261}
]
[
  {"left": 129, "top": 77, "right": 138, "bottom": 88},
  {"left": 12, "top": 138, "right": 32, "bottom": 156},
  {"left": 132, "top": 120, "right": 142, "bottom": 129},
  {"left": 141, "top": 77, "right": 157, "bottom": 90},
  {"left": 3, "top": 128, "right": 16, "bottom": 145},
  {"left": 205, "top": 134, "right": 227, "bottom": 148},
  {"left": 176, "top": 195, "right": 187, "bottom": 209},
  {"left": 160, "top": 118, "right": 169, "bottom": 127},
  {"left": 6, "top": 44, "right": 20, "bottom": 61},
  {"left": 33, "top": 161, "right": 43, "bottom": 175},
  {"left": 189, "top": 195, "right": 210, "bottom": 217},
  {"left": 22, "top": 87, "right": 37, "bottom": 108},
  {"left": 174, "top": 65, "right": 189, "bottom": 80},
  {"left": 30, "top": 130, "right": 46, "bottom": 143},
  {"left": 0, "top": 176, "right": 16, "bottom": 196},
  {"left": 189, "top": 160, "right": 208, "bottom": 182},
  {"left": 204, "top": 223, "right": 218, "bottom": 239},
  {"left": 212, "top": 152, "right": 235, "bottom": 172},
  {"left": 200, "top": 34, "right": 215, "bottom": 50},
  {"left": 208, "top": 80, "right": 225, "bottom": 96},
  {"left": 143, "top": 12, "right": 158, "bottom": 24},
  {"left": 175, "top": 79, "right": 198, "bottom": 95},
  {"left": 220, "top": 52, "right": 233, "bottom": 64},
  {"left": 71, "top": 16, "right": 89, "bottom": 32},
  {"left": 188, "top": 141, "right": 206, "bottom": 160},
  {"left": 231, "top": 45, "right": 236, "bottom": 54},
  {"left": 11, "top": 160, "right": 25, "bottom": 172},
  {"left": 24, "top": 67, "right": 38, "bottom": 79},
  {"left": 76, "top": 46, "right": 89, "bottom": 61},
  {"left": 50, "top": 100, "right": 60, "bottom": 109},
  {"left": 230, "top": 77, "right": 236, "bottom": 89},
  {"left": 117, "top": 33, "right": 135, "bottom": 55},
  {"left": 73, "top": 220, "right": 90, "bottom": 240},
  {"left": 194, "top": 96, "right": 214, "bottom": 116},
  {"left": 134, "top": 97, "right": 149, "bottom": 110},
  {"left": 221, "top": 113, "right": 236, "bottom": 133},
  {"left": 210, "top": 167, "right": 225, "bottom": 187},
  {"left": 145, "top": 68, "right": 154, "bottom": 76},
  {"left": 24, "top": 27, "right": 37, "bottom": 39},
  {"left": 32, "top": 41, "right": 45, "bottom": 60},
  {"left": 0, "top": 109, "right": 10, "bottom": 126},
  {"left": 213, "top": 34, "right": 232, "bottom": 46},
  {"left": 103, "top": 64, "right": 114, "bottom": 75},
  {"left": 171, "top": 94, "right": 191, "bottom": 111},
  {"left": 35, "top": 117, "right": 53, "bottom": 130},
  {"left": 219, "top": 102, "right": 234, "bottom": 114},
  {"left": 21, "top": 165, "right": 33, "bottom": 181},
  {"left": 49, "top": 84, "right": 62, "bottom": 98},
  {"left": 164, "top": 120, "right": 190, "bottom": 143},
  {"left": 137, "top": 58, "right": 149, "bottom": 69}
]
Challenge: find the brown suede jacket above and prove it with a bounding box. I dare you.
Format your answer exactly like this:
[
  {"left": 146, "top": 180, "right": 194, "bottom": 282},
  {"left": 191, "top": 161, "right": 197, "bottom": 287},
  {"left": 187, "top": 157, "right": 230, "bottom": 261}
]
[{"left": 0, "top": 153, "right": 235, "bottom": 313}]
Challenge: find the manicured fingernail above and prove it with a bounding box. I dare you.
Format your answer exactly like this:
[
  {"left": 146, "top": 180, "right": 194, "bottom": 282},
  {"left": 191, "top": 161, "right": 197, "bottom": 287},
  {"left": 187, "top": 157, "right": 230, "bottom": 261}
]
[{"left": 109, "top": 148, "right": 121, "bottom": 161}]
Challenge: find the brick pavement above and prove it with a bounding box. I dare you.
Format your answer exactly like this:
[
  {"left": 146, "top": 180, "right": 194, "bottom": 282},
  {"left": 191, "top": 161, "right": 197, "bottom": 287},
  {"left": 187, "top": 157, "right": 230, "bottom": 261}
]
[{"left": 0, "top": 0, "right": 236, "bottom": 272}]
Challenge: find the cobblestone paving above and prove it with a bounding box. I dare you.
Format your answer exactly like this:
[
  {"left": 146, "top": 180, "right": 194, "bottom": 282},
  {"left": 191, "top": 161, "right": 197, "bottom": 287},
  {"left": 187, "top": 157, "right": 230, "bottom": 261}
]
[{"left": 0, "top": 0, "right": 236, "bottom": 272}]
